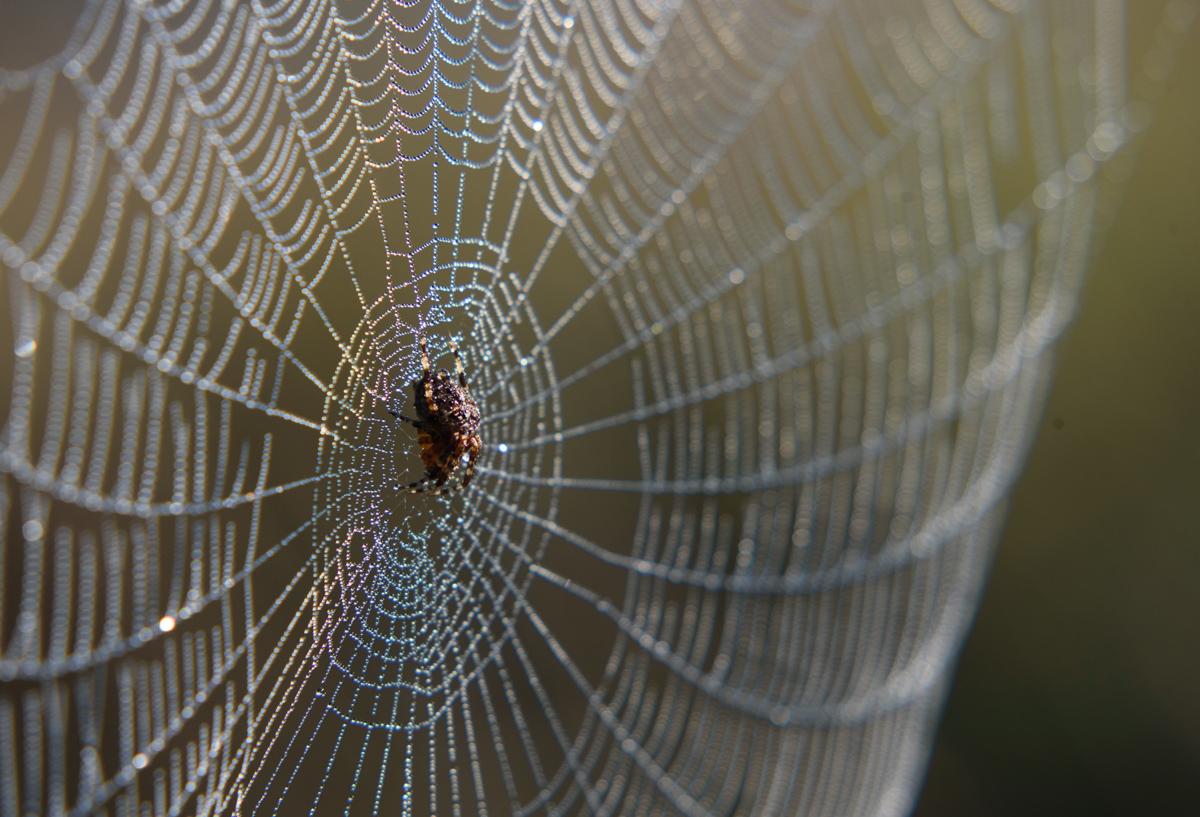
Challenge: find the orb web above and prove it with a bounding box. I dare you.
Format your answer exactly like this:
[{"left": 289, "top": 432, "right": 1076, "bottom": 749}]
[{"left": 0, "top": 1, "right": 1192, "bottom": 815}]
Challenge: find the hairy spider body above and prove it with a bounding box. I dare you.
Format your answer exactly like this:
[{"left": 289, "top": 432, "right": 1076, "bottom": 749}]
[{"left": 389, "top": 337, "right": 482, "bottom": 493}]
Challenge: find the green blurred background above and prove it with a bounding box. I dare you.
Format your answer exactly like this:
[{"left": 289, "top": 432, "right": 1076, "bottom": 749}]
[{"left": 914, "top": 21, "right": 1200, "bottom": 817}]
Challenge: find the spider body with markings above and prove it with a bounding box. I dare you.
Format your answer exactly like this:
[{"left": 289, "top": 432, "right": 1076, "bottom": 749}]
[{"left": 389, "top": 337, "right": 482, "bottom": 494}]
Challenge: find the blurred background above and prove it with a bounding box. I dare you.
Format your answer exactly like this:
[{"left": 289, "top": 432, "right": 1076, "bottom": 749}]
[{"left": 914, "top": 22, "right": 1200, "bottom": 817}]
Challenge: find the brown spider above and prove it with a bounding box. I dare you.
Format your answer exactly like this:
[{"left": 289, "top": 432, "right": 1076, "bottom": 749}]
[{"left": 388, "top": 336, "right": 482, "bottom": 494}]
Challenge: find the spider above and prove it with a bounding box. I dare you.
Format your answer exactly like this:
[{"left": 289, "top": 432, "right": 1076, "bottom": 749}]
[{"left": 387, "top": 336, "right": 482, "bottom": 494}]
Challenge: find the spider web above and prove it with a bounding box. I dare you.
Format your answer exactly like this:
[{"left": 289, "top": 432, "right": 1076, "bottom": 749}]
[{"left": 0, "top": 1, "right": 1191, "bottom": 815}]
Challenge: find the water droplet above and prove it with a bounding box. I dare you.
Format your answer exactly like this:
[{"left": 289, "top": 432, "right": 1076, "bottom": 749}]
[
  {"left": 531, "top": 119, "right": 544, "bottom": 133},
  {"left": 14, "top": 339, "right": 36, "bottom": 359},
  {"left": 1091, "top": 122, "right": 1124, "bottom": 157},
  {"left": 21, "top": 520, "right": 43, "bottom": 541},
  {"left": 497, "top": 443, "right": 510, "bottom": 454},
  {"left": 158, "top": 616, "right": 176, "bottom": 633},
  {"left": 131, "top": 753, "right": 149, "bottom": 770},
  {"left": 728, "top": 268, "right": 745, "bottom": 285}
]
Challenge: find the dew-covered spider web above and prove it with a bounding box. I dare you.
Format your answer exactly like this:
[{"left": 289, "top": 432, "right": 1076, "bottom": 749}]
[{"left": 0, "top": 1, "right": 1192, "bottom": 815}]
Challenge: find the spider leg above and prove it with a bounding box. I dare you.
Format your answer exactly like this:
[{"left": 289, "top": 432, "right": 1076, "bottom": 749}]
[
  {"left": 420, "top": 468, "right": 460, "bottom": 496},
  {"left": 417, "top": 335, "right": 440, "bottom": 413},
  {"left": 398, "top": 472, "right": 437, "bottom": 493},
  {"left": 418, "top": 335, "right": 432, "bottom": 375},
  {"left": 429, "top": 478, "right": 464, "bottom": 497},
  {"left": 460, "top": 438, "right": 480, "bottom": 489},
  {"left": 386, "top": 408, "right": 423, "bottom": 429},
  {"left": 426, "top": 441, "right": 480, "bottom": 496},
  {"left": 450, "top": 339, "right": 467, "bottom": 388}
]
